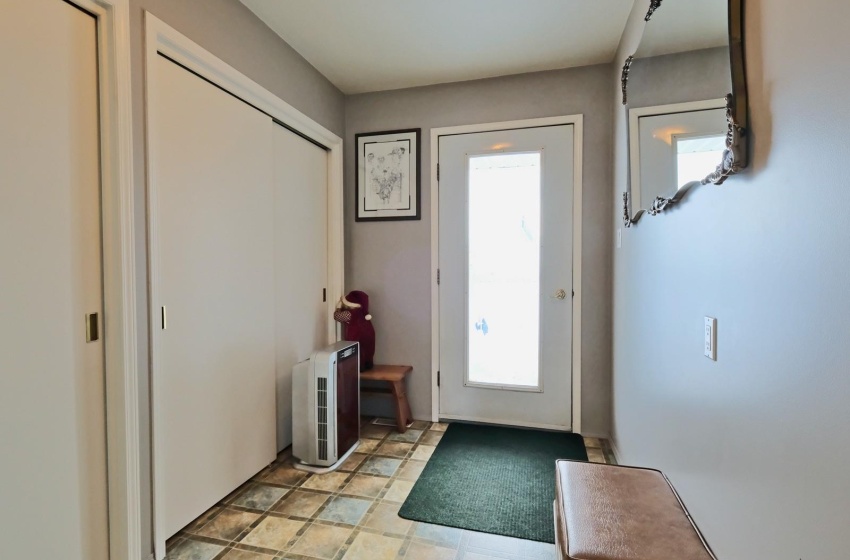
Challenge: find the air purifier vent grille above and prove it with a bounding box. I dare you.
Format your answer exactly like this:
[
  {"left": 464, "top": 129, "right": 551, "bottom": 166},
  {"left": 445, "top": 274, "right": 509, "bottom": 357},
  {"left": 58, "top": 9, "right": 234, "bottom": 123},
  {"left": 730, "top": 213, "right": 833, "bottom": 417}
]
[{"left": 317, "top": 376, "right": 328, "bottom": 461}]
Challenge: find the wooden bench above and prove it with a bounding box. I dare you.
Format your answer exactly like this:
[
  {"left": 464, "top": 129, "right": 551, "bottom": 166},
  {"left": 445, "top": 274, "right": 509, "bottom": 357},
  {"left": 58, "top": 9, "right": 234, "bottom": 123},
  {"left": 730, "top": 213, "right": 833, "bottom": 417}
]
[
  {"left": 360, "top": 364, "right": 413, "bottom": 433},
  {"left": 554, "top": 460, "right": 716, "bottom": 560}
]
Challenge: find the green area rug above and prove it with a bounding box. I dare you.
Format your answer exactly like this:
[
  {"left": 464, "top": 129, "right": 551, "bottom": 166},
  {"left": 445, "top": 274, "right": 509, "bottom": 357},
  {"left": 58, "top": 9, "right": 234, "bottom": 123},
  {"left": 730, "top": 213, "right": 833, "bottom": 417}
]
[{"left": 398, "top": 422, "right": 587, "bottom": 543}]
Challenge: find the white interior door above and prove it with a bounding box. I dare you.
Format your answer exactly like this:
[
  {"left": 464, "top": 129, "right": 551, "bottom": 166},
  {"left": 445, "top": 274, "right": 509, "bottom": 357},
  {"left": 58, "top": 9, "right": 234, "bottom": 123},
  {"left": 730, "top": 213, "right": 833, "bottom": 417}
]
[
  {"left": 273, "top": 124, "right": 329, "bottom": 450},
  {"left": 150, "top": 55, "right": 276, "bottom": 541},
  {"left": 438, "top": 125, "right": 575, "bottom": 430},
  {"left": 0, "top": 0, "right": 108, "bottom": 557}
]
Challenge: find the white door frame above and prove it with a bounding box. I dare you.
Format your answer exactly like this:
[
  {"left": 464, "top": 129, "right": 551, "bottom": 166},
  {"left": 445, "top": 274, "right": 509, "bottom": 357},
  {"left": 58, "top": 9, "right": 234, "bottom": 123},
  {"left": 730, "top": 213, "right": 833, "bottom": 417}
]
[
  {"left": 144, "top": 13, "right": 344, "bottom": 559},
  {"left": 430, "top": 116, "right": 583, "bottom": 433},
  {"left": 49, "top": 1, "right": 142, "bottom": 559}
]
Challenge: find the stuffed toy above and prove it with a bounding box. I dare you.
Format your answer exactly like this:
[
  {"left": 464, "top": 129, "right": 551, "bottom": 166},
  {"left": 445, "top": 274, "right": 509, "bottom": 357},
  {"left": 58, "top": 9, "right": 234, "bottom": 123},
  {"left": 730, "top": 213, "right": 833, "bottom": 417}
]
[{"left": 333, "top": 290, "right": 375, "bottom": 371}]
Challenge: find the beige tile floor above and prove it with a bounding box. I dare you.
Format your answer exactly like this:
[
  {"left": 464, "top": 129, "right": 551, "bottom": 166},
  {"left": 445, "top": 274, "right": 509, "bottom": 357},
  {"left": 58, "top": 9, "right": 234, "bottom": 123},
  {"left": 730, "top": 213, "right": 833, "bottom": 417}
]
[{"left": 165, "top": 419, "right": 615, "bottom": 560}]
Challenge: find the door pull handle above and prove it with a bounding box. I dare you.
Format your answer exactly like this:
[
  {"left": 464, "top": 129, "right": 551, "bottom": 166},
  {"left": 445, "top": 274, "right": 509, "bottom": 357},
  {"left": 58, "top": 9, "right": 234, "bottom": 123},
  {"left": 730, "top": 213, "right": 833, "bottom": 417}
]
[{"left": 85, "top": 312, "right": 99, "bottom": 342}]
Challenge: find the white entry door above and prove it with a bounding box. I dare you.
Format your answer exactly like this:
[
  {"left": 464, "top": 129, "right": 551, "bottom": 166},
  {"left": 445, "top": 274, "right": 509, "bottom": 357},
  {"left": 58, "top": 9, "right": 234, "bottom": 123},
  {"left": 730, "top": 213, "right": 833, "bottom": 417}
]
[
  {"left": 438, "top": 125, "right": 575, "bottom": 430},
  {"left": 0, "top": 0, "right": 109, "bottom": 557}
]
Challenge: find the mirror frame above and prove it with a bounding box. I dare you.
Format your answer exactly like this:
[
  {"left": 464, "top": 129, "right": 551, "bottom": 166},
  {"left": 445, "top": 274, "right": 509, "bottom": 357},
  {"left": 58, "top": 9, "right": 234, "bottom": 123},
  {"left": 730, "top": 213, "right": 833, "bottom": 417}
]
[{"left": 621, "top": 0, "right": 748, "bottom": 227}]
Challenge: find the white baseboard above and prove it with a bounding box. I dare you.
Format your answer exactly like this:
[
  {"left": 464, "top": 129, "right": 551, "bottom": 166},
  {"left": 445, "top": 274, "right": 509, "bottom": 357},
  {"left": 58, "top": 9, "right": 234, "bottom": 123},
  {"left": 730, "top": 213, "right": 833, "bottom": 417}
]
[{"left": 609, "top": 437, "right": 622, "bottom": 465}]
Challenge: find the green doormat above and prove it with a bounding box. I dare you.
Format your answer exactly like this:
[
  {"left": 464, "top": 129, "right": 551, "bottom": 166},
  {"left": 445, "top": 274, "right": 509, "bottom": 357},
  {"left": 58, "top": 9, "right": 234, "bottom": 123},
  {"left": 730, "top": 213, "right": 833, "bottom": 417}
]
[{"left": 398, "top": 422, "right": 587, "bottom": 543}]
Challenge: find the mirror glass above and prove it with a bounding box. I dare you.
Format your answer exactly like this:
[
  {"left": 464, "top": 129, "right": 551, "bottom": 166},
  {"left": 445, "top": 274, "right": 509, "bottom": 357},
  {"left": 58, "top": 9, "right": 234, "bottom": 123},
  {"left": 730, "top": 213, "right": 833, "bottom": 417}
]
[
  {"left": 631, "top": 102, "right": 728, "bottom": 209},
  {"left": 625, "top": 0, "right": 733, "bottom": 220}
]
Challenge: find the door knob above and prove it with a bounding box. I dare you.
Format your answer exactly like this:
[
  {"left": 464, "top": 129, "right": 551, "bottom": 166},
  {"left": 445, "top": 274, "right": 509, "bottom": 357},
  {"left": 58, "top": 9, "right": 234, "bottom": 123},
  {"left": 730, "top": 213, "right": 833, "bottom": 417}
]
[{"left": 554, "top": 289, "right": 567, "bottom": 300}]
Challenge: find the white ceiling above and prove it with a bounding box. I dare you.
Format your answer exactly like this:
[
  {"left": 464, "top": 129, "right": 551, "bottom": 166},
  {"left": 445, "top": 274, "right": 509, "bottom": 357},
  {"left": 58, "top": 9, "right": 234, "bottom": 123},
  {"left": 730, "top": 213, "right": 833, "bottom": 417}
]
[
  {"left": 240, "top": 0, "right": 634, "bottom": 94},
  {"left": 635, "top": 0, "right": 729, "bottom": 59}
]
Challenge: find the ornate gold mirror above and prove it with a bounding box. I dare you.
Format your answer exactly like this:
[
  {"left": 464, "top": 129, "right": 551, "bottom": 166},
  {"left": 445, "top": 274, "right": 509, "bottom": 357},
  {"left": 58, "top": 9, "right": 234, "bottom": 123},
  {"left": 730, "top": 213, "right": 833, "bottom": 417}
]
[{"left": 622, "top": 0, "right": 747, "bottom": 226}]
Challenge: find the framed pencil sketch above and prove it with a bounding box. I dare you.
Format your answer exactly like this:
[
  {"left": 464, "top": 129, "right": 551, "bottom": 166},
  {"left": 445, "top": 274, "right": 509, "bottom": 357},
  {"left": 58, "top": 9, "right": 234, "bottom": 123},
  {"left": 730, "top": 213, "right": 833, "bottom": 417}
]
[{"left": 355, "top": 128, "right": 421, "bottom": 221}]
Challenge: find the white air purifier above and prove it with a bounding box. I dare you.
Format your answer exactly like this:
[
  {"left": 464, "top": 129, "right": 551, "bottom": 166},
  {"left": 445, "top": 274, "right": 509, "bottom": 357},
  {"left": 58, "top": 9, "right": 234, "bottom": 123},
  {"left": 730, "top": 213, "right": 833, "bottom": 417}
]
[{"left": 292, "top": 341, "right": 360, "bottom": 472}]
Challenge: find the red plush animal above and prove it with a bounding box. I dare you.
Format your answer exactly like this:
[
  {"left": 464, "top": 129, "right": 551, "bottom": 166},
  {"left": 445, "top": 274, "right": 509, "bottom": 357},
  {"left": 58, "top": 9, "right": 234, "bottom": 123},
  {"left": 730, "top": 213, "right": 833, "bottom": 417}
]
[{"left": 333, "top": 290, "right": 375, "bottom": 371}]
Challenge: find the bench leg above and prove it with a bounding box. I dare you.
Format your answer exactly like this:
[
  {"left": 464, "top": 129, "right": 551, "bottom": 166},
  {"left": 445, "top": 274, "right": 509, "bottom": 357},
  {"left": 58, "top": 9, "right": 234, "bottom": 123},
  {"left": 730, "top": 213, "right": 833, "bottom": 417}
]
[{"left": 390, "top": 380, "right": 412, "bottom": 433}]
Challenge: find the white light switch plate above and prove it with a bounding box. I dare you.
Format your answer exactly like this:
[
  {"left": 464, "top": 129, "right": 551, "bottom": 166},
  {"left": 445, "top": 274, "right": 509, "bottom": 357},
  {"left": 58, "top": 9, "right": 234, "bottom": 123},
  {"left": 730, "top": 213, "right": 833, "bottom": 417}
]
[{"left": 704, "top": 317, "right": 717, "bottom": 360}]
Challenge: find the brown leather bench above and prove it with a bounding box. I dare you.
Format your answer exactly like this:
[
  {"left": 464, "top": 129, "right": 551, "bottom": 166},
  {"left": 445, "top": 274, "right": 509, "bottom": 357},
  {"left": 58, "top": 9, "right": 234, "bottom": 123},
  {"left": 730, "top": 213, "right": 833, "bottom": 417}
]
[{"left": 554, "top": 460, "right": 716, "bottom": 560}]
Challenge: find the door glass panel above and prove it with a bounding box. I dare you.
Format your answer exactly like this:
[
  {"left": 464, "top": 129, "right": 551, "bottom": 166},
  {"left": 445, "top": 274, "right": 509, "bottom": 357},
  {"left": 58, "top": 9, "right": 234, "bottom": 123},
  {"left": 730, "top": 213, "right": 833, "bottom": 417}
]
[
  {"left": 675, "top": 134, "right": 726, "bottom": 188},
  {"left": 467, "top": 152, "right": 541, "bottom": 388}
]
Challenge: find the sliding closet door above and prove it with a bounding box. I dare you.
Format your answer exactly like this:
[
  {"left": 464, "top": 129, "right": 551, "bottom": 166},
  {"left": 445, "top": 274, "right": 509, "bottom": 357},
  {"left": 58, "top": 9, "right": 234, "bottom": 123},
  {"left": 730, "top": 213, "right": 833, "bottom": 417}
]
[
  {"left": 0, "top": 1, "right": 108, "bottom": 558},
  {"left": 273, "top": 125, "right": 329, "bottom": 450},
  {"left": 150, "top": 55, "right": 276, "bottom": 538}
]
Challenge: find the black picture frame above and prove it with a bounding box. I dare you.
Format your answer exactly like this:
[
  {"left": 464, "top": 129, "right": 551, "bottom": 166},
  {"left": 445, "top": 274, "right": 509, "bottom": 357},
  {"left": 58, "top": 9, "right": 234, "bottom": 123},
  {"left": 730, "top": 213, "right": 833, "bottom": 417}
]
[{"left": 355, "top": 128, "right": 421, "bottom": 222}]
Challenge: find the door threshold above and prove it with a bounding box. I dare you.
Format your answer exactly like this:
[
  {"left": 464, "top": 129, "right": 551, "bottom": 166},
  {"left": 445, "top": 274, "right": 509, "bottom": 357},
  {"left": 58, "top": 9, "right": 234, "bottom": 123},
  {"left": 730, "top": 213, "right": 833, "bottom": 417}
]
[{"left": 438, "top": 413, "right": 571, "bottom": 432}]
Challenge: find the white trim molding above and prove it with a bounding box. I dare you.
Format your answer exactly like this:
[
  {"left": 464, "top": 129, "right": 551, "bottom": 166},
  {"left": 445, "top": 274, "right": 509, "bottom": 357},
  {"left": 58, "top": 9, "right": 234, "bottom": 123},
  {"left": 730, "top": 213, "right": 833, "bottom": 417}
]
[
  {"left": 66, "top": 1, "right": 143, "bottom": 559},
  {"left": 144, "top": 13, "right": 344, "bottom": 559},
  {"left": 430, "top": 115, "right": 584, "bottom": 434}
]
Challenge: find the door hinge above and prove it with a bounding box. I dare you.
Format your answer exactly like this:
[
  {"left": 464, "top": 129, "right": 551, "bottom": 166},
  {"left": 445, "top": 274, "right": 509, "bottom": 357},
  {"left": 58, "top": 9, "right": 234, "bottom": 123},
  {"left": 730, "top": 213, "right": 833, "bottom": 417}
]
[
  {"left": 323, "top": 288, "right": 327, "bottom": 303},
  {"left": 437, "top": 163, "right": 440, "bottom": 182},
  {"left": 161, "top": 306, "right": 167, "bottom": 330},
  {"left": 572, "top": 289, "right": 575, "bottom": 298},
  {"left": 437, "top": 371, "right": 440, "bottom": 387},
  {"left": 437, "top": 269, "right": 440, "bottom": 285}
]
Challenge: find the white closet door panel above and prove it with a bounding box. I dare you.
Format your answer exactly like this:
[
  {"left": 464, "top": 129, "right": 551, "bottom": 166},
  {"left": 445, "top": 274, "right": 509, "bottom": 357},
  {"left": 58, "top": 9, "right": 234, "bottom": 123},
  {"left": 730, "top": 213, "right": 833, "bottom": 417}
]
[
  {"left": 273, "top": 125, "right": 329, "bottom": 450},
  {"left": 151, "top": 56, "right": 276, "bottom": 538},
  {"left": 0, "top": 1, "right": 108, "bottom": 558}
]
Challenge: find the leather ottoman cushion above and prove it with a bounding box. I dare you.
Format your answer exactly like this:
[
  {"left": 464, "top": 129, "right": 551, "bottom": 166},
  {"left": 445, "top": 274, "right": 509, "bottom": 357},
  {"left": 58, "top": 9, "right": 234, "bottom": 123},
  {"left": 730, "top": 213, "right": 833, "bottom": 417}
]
[{"left": 554, "top": 460, "right": 715, "bottom": 560}]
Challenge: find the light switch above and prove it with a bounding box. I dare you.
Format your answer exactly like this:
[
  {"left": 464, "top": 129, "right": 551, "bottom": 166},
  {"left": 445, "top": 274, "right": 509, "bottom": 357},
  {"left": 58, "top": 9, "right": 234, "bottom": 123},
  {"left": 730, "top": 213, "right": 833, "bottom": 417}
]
[{"left": 704, "top": 317, "right": 717, "bottom": 360}]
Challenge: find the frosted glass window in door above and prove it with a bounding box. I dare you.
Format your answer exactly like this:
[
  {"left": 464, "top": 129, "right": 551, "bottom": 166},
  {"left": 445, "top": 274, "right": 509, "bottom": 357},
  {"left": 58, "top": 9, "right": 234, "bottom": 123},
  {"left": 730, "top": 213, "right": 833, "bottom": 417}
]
[{"left": 467, "top": 152, "right": 541, "bottom": 388}]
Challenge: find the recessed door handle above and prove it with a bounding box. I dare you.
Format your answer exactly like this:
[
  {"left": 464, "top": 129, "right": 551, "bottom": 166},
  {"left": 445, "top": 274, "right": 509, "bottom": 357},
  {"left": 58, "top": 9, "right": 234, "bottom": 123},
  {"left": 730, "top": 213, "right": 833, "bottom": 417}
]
[
  {"left": 553, "top": 289, "right": 567, "bottom": 300},
  {"left": 86, "top": 312, "right": 99, "bottom": 342}
]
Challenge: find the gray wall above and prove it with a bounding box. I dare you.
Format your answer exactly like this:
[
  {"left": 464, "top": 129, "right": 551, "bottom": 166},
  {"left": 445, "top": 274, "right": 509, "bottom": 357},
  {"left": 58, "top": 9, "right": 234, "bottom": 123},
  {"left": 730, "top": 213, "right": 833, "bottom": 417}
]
[
  {"left": 125, "top": 1, "right": 345, "bottom": 555},
  {"left": 612, "top": 0, "right": 850, "bottom": 558},
  {"left": 345, "top": 65, "right": 614, "bottom": 436},
  {"left": 628, "top": 47, "right": 731, "bottom": 109}
]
